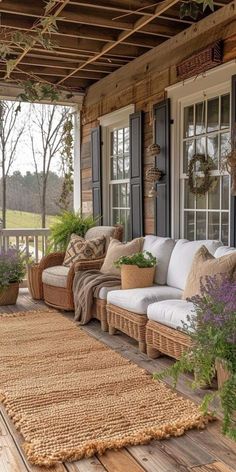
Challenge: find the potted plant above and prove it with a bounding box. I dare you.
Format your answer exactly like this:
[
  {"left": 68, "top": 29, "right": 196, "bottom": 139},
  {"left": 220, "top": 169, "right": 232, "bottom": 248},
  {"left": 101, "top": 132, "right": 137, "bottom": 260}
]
[
  {"left": 48, "top": 211, "right": 96, "bottom": 252},
  {"left": 0, "top": 247, "right": 27, "bottom": 305},
  {"left": 156, "top": 274, "right": 236, "bottom": 440},
  {"left": 114, "top": 251, "right": 157, "bottom": 289}
]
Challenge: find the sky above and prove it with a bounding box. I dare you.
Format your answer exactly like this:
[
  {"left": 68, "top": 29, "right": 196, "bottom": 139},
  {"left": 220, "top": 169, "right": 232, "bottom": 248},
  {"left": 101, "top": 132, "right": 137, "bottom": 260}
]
[{"left": 0, "top": 101, "right": 71, "bottom": 176}]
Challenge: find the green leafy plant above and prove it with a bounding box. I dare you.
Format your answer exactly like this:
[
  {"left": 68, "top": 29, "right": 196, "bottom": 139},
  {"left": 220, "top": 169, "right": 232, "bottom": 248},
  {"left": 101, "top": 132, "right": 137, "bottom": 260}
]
[
  {"left": 114, "top": 251, "right": 157, "bottom": 269},
  {"left": 48, "top": 211, "right": 97, "bottom": 252},
  {"left": 180, "top": 0, "right": 214, "bottom": 19},
  {"left": 155, "top": 274, "right": 236, "bottom": 440},
  {"left": 59, "top": 114, "right": 74, "bottom": 210}
]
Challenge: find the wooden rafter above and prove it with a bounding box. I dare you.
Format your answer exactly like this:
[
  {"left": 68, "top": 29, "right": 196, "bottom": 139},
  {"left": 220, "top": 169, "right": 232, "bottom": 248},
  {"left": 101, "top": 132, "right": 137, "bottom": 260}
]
[
  {"left": 57, "top": 0, "right": 181, "bottom": 85},
  {"left": 4, "top": 0, "right": 71, "bottom": 79}
]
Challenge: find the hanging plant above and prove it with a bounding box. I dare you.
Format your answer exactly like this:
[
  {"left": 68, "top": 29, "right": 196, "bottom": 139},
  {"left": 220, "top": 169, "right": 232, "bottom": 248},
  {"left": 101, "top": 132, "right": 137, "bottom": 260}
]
[
  {"left": 59, "top": 114, "right": 74, "bottom": 210},
  {"left": 188, "top": 154, "right": 216, "bottom": 196},
  {"left": 180, "top": 0, "right": 214, "bottom": 20}
]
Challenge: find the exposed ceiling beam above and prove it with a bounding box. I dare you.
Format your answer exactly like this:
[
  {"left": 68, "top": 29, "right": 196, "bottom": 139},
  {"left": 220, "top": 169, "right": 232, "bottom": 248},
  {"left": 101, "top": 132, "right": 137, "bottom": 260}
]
[
  {"left": 57, "top": 0, "right": 180, "bottom": 85},
  {"left": 4, "top": 0, "right": 71, "bottom": 79}
]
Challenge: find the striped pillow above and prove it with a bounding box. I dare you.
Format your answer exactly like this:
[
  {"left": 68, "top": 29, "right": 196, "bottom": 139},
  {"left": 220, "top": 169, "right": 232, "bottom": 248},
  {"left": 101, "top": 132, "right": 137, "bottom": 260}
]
[{"left": 63, "top": 234, "right": 106, "bottom": 268}]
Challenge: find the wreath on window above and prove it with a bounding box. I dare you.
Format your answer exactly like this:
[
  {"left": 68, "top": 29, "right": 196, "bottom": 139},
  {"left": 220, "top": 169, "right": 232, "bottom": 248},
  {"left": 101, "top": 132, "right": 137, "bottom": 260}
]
[{"left": 188, "top": 154, "right": 216, "bottom": 196}]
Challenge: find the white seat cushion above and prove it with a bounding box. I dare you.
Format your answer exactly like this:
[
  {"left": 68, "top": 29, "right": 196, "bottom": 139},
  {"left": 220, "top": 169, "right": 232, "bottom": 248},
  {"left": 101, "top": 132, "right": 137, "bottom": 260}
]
[
  {"left": 143, "top": 236, "right": 175, "bottom": 285},
  {"left": 167, "top": 239, "right": 223, "bottom": 291},
  {"left": 147, "top": 299, "right": 195, "bottom": 330},
  {"left": 98, "top": 285, "right": 121, "bottom": 300},
  {"left": 214, "top": 246, "right": 236, "bottom": 257},
  {"left": 42, "top": 266, "right": 69, "bottom": 288},
  {"left": 107, "top": 285, "right": 183, "bottom": 315}
]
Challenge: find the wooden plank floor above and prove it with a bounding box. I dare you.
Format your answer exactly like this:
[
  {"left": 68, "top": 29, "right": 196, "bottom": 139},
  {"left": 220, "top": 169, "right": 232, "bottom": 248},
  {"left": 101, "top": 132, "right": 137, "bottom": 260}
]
[{"left": 0, "top": 289, "right": 235, "bottom": 472}]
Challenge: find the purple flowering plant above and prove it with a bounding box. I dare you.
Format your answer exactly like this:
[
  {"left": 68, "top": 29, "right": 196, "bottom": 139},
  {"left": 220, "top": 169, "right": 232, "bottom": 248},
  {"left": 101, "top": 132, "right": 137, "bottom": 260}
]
[
  {"left": 0, "top": 247, "right": 28, "bottom": 290},
  {"left": 156, "top": 274, "right": 236, "bottom": 439}
]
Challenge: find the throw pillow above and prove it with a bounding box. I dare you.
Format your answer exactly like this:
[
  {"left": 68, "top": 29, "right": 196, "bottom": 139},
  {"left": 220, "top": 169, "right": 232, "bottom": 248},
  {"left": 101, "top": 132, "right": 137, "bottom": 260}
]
[
  {"left": 183, "top": 245, "right": 236, "bottom": 299},
  {"left": 63, "top": 234, "right": 106, "bottom": 267},
  {"left": 100, "top": 238, "right": 144, "bottom": 275}
]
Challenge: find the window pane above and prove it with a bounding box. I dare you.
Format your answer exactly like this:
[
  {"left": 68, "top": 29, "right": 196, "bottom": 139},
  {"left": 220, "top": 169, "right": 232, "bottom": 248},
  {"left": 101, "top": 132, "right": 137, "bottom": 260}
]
[
  {"left": 183, "top": 140, "right": 195, "bottom": 173},
  {"left": 184, "top": 211, "right": 194, "bottom": 240},
  {"left": 127, "top": 183, "right": 130, "bottom": 207},
  {"left": 117, "top": 157, "right": 123, "bottom": 179},
  {"left": 195, "top": 102, "right": 205, "bottom": 135},
  {"left": 220, "top": 132, "right": 231, "bottom": 161},
  {"left": 184, "top": 106, "right": 194, "bottom": 138},
  {"left": 112, "top": 184, "right": 119, "bottom": 207},
  {"left": 111, "top": 130, "right": 117, "bottom": 155},
  {"left": 120, "top": 184, "right": 127, "bottom": 208},
  {"left": 184, "top": 180, "right": 195, "bottom": 208},
  {"left": 196, "top": 137, "right": 206, "bottom": 157},
  {"left": 208, "top": 177, "right": 220, "bottom": 210},
  {"left": 207, "top": 135, "right": 218, "bottom": 170},
  {"left": 118, "top": 129, "right": 123, "bottom": 154},
  {"left": 207, "top": 97, "right": 219, "bottom": 132},
  {"left": 208, "top": 212, "right": 220, "bottom": 240},
  {"left": 196, "top": 212, "right": 206, "bottom": 240},
  {"left": 124, "top": 156, "right": 130, "bottom": 179},
  {"left": 124, "top": 127, "right": 129, "bottom": 154},
  {"left": 221, "top": 94, "right": 230, "bottom": 129},
  {"left": 221, "top": 212, "right": 229, "bottom": 245},
  {"left": 111, "top": 157, "right": 117, "bottom": 179},
  {"left": 222, "top": 176, "right": 230, "bottom": 210},
  {"left": 112, "top": 209, "right": 120, "bottom": 226},
  {"left": 196, "top": 192, "right": 206, "bottom": 210}
]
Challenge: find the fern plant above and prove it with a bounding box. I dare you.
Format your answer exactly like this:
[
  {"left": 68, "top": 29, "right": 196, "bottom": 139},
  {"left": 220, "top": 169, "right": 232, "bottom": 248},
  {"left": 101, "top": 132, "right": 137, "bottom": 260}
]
[{"left": 48, "top": 211, "right": 96, "bottom": 252}]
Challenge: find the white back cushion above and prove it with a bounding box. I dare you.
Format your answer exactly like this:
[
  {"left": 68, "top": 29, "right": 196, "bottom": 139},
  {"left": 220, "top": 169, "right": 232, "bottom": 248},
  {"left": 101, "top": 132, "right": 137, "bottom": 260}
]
[
  {"left": 167, "top": 239, "right": 223, "bottom": 290},
  {"left": 214, "top": 246, "right": 236, "bottom": 257},
  {"left": 143, "top": 236, "right": 175, "bottom": 285}
]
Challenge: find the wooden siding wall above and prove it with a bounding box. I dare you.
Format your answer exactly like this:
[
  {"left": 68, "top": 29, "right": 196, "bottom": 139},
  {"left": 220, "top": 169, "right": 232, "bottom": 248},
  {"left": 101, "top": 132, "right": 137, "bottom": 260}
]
[{"left": 81, "top": 11, "right": 236, "bottom": 235}]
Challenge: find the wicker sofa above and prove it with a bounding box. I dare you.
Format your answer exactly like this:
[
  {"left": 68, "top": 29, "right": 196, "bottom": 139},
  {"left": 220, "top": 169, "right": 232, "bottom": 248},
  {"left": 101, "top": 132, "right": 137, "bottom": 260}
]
[
  {"left": 106, "top": 237, "right": 224, "bottom": 353},
  {"left": 38, "top": 225, "right": 123, "bottom": 329}
]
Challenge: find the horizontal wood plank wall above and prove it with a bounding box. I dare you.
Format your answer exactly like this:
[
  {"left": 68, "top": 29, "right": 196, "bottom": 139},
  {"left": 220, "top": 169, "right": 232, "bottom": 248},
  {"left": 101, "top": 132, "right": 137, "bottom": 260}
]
[{"left": 81, "top": 12, "right": 236, "bottom": 235}]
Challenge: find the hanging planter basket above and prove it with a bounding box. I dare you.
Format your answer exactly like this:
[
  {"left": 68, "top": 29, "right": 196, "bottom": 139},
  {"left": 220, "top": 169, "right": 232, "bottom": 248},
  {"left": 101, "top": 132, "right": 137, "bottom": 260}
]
[{"left": 0, "top": 283, "right": 19, "bottom": 306}]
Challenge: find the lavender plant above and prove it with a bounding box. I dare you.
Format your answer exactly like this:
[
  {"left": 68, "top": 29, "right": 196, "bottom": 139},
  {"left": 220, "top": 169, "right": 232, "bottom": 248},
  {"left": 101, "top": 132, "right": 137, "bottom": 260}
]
[
  {"left": 0, "top": 247, "right": 28, "bottom": 290},
  {"left": 156, "top": 274, "right": 236, "bottom": 439}
]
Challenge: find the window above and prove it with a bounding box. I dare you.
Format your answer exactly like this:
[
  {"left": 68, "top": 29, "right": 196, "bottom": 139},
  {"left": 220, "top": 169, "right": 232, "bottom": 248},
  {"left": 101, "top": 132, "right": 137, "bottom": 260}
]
[
  {"left": 181, "top": 92, "right": 231, "bottom": 244},
  {"left": 109, "top": 126, "right": 131, "bottom": 240}
]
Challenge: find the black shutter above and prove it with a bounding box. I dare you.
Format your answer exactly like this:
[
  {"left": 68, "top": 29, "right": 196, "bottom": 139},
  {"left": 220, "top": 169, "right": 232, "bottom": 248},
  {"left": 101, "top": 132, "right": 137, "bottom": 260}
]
[
  {"left": 154, "top": 99, "right": 171, "bottom": 237},
  {"left": 230, "top": 75, "right": 236, "bottom": 247},
  {"left": 91, "top": 126, "right": 102, "bottom": 223},
  {"left": 130, "top": 111, "right": 143, "bottom": 238}
]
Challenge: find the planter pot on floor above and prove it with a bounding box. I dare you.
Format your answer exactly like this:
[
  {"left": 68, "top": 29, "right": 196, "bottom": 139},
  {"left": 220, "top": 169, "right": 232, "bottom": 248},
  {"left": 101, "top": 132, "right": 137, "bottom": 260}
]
[
  {"left": 27, "top": 264, "right": 43, "bottom": 300},
  {"left": 121, "top": 265, "right": 155, "bottom": 289},
  {"left": 0, "top": 283, "right": 19, "bottom": 305}
]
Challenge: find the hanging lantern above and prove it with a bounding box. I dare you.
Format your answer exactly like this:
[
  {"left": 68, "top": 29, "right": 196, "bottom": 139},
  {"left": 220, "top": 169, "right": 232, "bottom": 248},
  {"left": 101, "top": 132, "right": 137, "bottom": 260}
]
[
  {"left": 147, "top": 143, "right": 161, "bottom": 157},
  {"left": 146, "top": 166, "right": 162, "bottom": 198}
]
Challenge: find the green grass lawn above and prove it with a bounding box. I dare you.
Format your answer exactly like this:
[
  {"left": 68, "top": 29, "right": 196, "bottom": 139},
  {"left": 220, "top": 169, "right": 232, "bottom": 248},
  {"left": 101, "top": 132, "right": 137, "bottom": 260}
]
[{"left": 5, "top": 210, "right": 56, "bottom": 229}]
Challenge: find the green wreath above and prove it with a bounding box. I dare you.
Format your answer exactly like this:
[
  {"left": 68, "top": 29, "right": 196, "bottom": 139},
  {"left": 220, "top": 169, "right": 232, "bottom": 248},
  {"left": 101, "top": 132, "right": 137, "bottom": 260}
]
[{"left": 188, "top": 154, "right": 215, "bottom": 196}]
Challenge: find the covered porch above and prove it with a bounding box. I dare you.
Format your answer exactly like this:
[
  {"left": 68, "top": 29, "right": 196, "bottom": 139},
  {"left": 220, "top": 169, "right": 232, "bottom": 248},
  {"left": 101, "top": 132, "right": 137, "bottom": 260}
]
[{"left": 0, "top": 0, "right": 236, "bottom": 471}]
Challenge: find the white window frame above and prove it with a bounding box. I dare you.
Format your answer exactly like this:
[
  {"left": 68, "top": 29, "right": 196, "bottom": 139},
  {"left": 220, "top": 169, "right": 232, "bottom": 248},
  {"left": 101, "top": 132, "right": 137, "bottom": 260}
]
[
  {"left": 99, "top": 105, "right": 134, "bottom": 226},
  {"left": 166, "top": 60, "right": 236, "bottom": 239}
]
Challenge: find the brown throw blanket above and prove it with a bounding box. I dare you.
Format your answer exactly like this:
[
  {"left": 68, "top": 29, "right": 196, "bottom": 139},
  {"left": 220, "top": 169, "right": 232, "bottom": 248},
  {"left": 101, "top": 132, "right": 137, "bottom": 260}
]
[{"left": 73, "top": 269, "right": 121, "bottom": 324}]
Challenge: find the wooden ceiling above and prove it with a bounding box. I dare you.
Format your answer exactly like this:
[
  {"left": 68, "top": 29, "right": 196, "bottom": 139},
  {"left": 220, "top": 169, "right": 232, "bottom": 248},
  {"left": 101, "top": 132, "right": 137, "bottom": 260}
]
[{"left": 0, "top": 0, "right": 232, "bottom": 93}]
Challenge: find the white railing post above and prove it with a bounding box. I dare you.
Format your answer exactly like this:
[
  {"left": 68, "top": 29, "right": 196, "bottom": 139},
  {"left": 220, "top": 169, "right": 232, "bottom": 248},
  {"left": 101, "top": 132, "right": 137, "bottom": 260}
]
[{"left": 0, "top": 228, "right": 50, "bottom": 263}]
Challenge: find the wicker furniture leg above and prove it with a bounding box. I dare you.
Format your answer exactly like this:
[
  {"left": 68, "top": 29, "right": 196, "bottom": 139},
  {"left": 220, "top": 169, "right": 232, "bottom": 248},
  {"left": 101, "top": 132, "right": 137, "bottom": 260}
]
[
  {"left": 146, "top": 320, "right": 192, "bottom": 360},
  {"left": 92, "top": 298, "right": 108, "bottom": 332},
  {"left": 106, "top": 304, "right": 147, "bottom": 353}
]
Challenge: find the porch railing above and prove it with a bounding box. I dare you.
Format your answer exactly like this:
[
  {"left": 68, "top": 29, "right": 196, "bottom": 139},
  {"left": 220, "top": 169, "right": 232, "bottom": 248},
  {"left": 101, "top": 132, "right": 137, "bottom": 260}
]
[{"left": 0, "top": 228, "right": 50, "bottom": 263}]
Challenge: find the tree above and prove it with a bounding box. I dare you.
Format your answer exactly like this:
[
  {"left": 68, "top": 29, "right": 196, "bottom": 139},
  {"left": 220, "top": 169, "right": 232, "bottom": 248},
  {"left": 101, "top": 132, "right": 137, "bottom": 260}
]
[
  {"left": 0, "top": 101, "right": 25, "bottom": 227},
  {"left": 29, "top": 104, "right": 70, "bottom": 227}
]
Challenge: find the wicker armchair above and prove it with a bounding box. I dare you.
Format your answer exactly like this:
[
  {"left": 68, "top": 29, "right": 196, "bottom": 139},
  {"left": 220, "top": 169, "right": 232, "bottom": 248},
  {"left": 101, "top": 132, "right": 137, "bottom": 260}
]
[{"left": 37, "top": 225, "right": 123, "bottom": 320}]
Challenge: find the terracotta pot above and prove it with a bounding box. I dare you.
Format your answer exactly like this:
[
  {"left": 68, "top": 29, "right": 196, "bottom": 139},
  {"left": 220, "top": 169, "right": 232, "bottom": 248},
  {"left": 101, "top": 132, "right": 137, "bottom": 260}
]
[
  {"left": 215, "top": 358, "right": 231, "bottom": 389},
  {"left": 27, "top": 264, "right": 43, "bottom": 300},
  {"left": 121, "top": 265, "right": 155, "bottom": 289},
  {"left": 0, "top": 283, "right": 19, "bottom": 305}
]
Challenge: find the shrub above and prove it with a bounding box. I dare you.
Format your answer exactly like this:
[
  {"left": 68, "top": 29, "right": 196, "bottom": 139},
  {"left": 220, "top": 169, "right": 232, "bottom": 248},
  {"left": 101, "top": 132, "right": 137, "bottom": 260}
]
[{"left": 48, "top": 211, "right": 96, "bottom": 252}]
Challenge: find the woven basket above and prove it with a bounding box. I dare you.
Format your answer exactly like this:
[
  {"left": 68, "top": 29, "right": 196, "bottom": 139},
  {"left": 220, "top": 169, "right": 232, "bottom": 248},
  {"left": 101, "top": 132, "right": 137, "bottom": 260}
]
[
  {"left": 121, "top": 265, "right": 155, "bottom": 289},
  {"left": 27, "top": 264, "right": 43, "bottom": 300},
  {"left": 0, "top": 283, "right": 19, "bottom": 305}
]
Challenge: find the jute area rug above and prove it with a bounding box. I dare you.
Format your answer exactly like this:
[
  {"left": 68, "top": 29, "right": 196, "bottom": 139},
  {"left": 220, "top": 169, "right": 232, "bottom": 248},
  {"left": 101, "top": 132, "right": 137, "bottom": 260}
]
[{"left": 0, "top": 310, "right": 209, "bottom": 467}]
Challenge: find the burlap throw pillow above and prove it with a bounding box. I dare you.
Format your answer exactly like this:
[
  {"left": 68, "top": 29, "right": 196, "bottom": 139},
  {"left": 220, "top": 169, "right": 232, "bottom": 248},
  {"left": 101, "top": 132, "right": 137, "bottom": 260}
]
[
  {"left": 183, "top": 245, "right": 236, "bottom": 299},
  {"left": 63, "top": 234, "right": 106, "bottom": 268},
  {"left": 100, "top": 238, "right": 144, "bottom": 275}
]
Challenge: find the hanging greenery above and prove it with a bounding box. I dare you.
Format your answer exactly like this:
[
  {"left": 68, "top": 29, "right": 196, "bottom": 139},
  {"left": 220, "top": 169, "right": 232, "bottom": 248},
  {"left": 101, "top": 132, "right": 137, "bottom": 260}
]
[
  {"left": 188, "top": 154, "right": 217, "bottom": 196},
  {"left": 180, "top": 0, "right": 214, "bottom": 20},
  {"left": 59, "top": 114, "right": 74, "bottom": 210}
]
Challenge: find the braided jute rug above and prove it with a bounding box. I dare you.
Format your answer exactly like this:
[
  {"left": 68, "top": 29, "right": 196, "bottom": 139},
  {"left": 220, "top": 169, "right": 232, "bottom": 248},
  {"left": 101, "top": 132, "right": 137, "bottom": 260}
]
[{"left": 0, "top": 310, "right": 210, "bottom": 466}]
